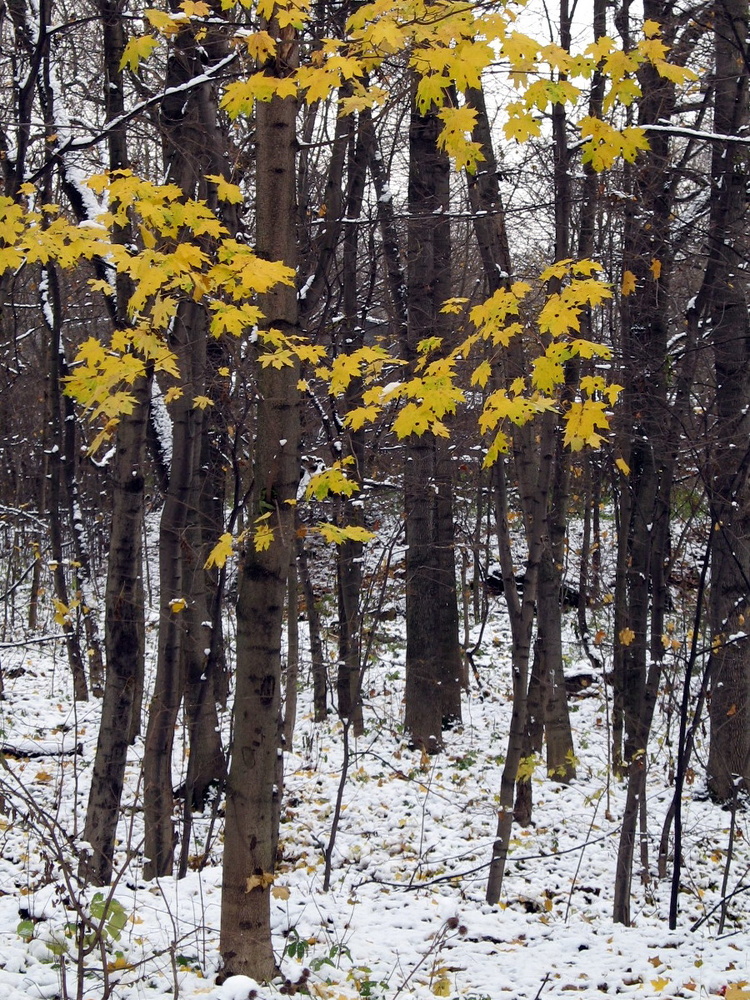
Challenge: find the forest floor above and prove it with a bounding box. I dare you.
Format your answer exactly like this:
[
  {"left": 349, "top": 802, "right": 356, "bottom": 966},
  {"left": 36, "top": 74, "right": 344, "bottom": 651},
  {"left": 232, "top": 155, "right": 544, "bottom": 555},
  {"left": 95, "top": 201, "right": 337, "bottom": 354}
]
[{"left": 1, "top": 549, "right": 749, "bottom": 1000}]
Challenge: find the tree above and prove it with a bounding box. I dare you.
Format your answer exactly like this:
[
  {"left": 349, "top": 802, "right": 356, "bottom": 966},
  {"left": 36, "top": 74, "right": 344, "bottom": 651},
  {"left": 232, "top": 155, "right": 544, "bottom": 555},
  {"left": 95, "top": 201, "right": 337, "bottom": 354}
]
[
  {"left": 705, "top": 0, "right": 750, "bottom": 802},
  {"left": 403, "top": 87, "right": 463, "bottom": 752},
  {"left": 220, "top": 11, "right": 300, "bottom": 979}
]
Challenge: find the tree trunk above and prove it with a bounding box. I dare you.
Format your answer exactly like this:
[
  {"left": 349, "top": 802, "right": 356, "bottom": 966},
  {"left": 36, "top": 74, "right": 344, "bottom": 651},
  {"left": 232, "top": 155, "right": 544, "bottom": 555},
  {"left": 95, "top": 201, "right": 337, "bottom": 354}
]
[
  {"left": 706, "top": 0, "right": 750, "bottom": 801},
  {"left": 80, "top": 0, "right": 148, "bottom": 887},
  {"left": 81, "top": 385, "right": 150, "bottom": 886},
  {"left": 220, "top": 19, "right": 299, "bottom": 980},
  {"left": 143, "top": 8, "right": 231, "bottom": 878},
  {"left": 403, "top": 93, "right": 462, "bottom": 750},
  {"left": 612, "top": 0, "right": 679, "bottom": 923}
]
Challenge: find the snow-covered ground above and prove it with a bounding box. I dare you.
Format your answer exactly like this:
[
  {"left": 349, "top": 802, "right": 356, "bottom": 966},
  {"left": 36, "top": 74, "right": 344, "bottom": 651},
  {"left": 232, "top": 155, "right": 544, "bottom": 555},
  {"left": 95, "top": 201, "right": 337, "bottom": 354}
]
[{"left": 0, "top": 563, "right": 748, "bottom": 1000}]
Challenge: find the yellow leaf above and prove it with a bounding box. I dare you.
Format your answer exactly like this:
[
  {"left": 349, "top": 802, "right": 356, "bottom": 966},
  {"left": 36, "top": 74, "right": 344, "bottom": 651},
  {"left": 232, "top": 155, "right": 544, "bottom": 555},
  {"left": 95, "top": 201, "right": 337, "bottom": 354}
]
[
  {"left": 245, "top": 871, "right": 275, "bottom": 892},
  {"left": 619, "top": 627, "right": 636, "bottom": 646},
  {"left": 615, "top": 457, "right": 630, "bottom": 476},
  {"left": 35, "top": 770, "right": 53, "bottom": 783},
  {"left": 193, "top": 395, "right": 214, "bottom": 409},
  {"left": 204, "top": 532, "right": 234, "bottom": 570},
  {"left": 120, "top": 35, "right": 159, "bottom": 71},
  {"left": 432, "top": 979, "right": 451, "bottom": 997},
  {"left": 470, "top": 360, "right": 492, "bottom": 389},
  {"left": 204, "top": 174, "right": 243, "bottom": 205},
  {"left": 437, "top": 106, "right": 485, "bottom": 173},
  {"left": 107, "top": 955, "right": 135, "bottom": 972},
  {"left": 441, "top": 297, "right": 469, "bottom": 314},
  {"left": 164, "top": 386, "right": 183, "bottom": 404},
  {"left": 170, "top": 597, "right": 187, "bottom": 613},
  {"left": 317, "top": 523, "right": 376, "bottom": 545},
  {"left": 254, "top": 514, "right": 275, "bottom": 552},
  {"left": 306, "top": 464, "right": 359, "bottom": 500},
  {"left": 180, "top": 0, "right": 211, "bottom": 15},
  {"left": 651, "top": 977, "right": 670, "bottom": 992},
  {"left": 271, "top": 885, "right": 291, "bottom": 899},
  {"left": 563, "top": 399, "right": 610, "bottom": 450},
  {"left": 726, "top": 983, "right": 750, "bottom": 1000},
  {"left": 650, "top": 258, "right": 662, "bottom": 280},
  {"left": 580, "top": 117, "right": 649, "bottom": 171},
  {"left": 146, "top": 8, "right": 186, "bottom": 34},
  {"left": 52, "top": 597, "right": 70, "bottom": 626},
  {"left": 621, "top": 270, "right": 637, "bottom": 296},
  {"left": 240, "top": 30, "right": 276, "bottom": 64},
  {"left": 504, "top": 107, "right": 541, "bottom": 142}
]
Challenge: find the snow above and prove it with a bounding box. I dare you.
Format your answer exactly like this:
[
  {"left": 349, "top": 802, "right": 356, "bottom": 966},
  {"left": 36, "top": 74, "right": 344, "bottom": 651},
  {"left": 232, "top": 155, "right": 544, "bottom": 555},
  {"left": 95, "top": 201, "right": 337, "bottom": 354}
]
[{"left": 0, "top": 535, "right": 749, "bottom": 1000}]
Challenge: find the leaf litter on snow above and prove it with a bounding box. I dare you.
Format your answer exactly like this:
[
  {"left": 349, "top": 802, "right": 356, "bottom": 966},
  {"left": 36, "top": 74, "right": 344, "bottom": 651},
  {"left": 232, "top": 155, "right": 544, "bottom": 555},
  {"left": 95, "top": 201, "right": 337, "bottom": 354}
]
[{"left": 0, "top": 543, "right": 749, "bottom": 999}]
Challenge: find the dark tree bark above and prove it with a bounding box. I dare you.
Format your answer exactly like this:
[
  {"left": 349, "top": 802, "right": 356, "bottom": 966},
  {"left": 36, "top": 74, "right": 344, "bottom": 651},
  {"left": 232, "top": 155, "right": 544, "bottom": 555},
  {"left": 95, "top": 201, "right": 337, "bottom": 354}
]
[
  {"left": 612, "top": 0, "right": 681, "bottom": 925},
  {"left": 335, "top": 107, "right": 369, "bottom": 735},
  {"left": 220, "top": 18, "right": 299, "bottom": 981},
  {"left": 143, "top": 4, "right": 232, "bottom": 879},
  {"left": 705, "top": 0, "right": 750, "bottom": 802},
  {"left": 403, "top": 93, "right": 463, "bottom": 751},
  {"left": 80, "top": 0, "right": 149, "bottom": 887}
]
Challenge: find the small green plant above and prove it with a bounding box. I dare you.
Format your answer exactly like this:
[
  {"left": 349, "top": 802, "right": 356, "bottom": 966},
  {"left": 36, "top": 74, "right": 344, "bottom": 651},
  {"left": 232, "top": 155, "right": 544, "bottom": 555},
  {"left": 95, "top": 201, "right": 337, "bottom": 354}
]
[
  {"left": 347, "top": 964, "right": 390, "bottom": 999},
  {"left": 284, "top": 926, "right": 312, "bottom": 961},
  {"left": 16, "top": 918, "right": 35, "bottom": 942},
  {"left": 89, "top": 892, "right": 127, "bottom": 944},
  {"left": 309, "top": 942, "right": 353, "bottom": 972}
]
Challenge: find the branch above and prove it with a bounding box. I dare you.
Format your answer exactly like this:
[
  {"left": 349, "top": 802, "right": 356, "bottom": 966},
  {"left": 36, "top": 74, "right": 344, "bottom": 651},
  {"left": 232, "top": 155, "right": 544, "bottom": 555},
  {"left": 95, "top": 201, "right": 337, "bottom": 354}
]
[{"left": 26, "top": 49, "right": 240, "bottom": 184}]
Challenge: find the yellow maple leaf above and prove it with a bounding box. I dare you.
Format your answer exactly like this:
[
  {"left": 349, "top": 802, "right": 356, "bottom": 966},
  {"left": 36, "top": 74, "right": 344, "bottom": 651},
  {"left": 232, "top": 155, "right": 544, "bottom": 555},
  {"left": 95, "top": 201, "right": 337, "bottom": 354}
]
[
  {"left": 532, "top": 353, "right": 566, "bottom": 393},
  {"left": 621, "top": 270, "right": 637, "bottom": 296},
  {"left": 271, "top": 885, "right": 291, "bottom": 900},
  {"left": 180, "top": 0, "right": 210, "bottom": 16},
  {"left": 437, "top": 106, "right": 484, "bottom": 173},
  {"left": 616, "top": 457, "right": 630, "bottom": 476},
  {"left": 145, "top": 8, "right": 185, "bottom": 34},
  {"left": 619, "top": 627, "right": 636, "bottom": 646},
  {"left": 245, "top": 871, "right": 275, "bottom": 892},
  {"left": 470, "top": 360, "right": 492, "bottom": 389},
  {"left": 204, "top": 532, "right": 235, "bottom": 570},
  {"left": 193, "top": 395, "right": 214, "bottom": 409},
  {"left": 317, "top": 523, "right": 376, "bottom": 545},
  {"left": 306, "top": 464, "right": 359, "bottom": 500},
  {"left": 725, "top": 984, "right": 750, "bottom": 1000},
  {"left": 169, "top": 597, "right": 187, "bottom": 613},
  {"left": 651, "top": 977, "right": 670, "bottom": 992},
  {"left": 563, "top": 400, "right": 610, "bottom": 450},
  {"left": 164, "top": 386, "right": 183, "bottom": 404},
  {"left": 504, "top": 108, "right": 541, "bottom": 142},
  {"left": 120, "top": 35, "right": 159, "bottom": 71},
  {"left": 539, "top": 294, "right": 581, "bottom": 337},
  {"left": 253, "top": 514, "right": 275, "bottom": 552},
  {"left": 650, "top": 258, "right": 662, "bottom": 280},
  {"left": 204, "top": 174, "right": 243, "bottom": 205},
  {"left": 52, "top": 597, "right": 71, "bottom": 626}
]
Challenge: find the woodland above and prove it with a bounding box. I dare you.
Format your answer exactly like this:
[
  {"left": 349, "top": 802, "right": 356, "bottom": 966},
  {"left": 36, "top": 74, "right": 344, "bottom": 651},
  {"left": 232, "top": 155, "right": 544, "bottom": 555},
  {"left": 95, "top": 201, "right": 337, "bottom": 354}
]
[{"left": 0, "top": 0, "right": 750, "bottom": 994}]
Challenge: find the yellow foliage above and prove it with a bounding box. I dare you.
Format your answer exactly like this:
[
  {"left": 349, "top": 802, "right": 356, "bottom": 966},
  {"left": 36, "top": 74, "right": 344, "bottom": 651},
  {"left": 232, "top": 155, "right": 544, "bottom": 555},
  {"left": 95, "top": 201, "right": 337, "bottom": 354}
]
[
  {"left": 306, "top": 463, "right": 360, "bottom": 500},
  {"left": 316, "top": 523, "right": 376, "bottom": 545},
  {"left": 253, "top": 514, "right": 275, "bottom": 553},
  {"left": 204, "top": 533, "right": 235, "bottom": 570},
  {"left": 621, "top": 270, "right": 637, "bottom": 296},
  {"left": 245, "top": 871, "right": 275, "bottom": 892},
  {"left": 119, "top": 35, "right": 159, "bottom": 71}
]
